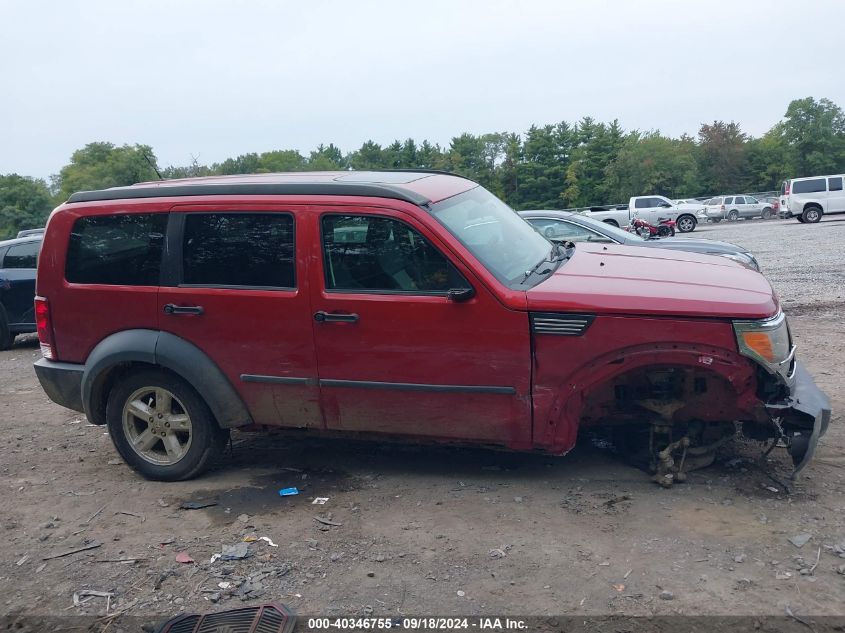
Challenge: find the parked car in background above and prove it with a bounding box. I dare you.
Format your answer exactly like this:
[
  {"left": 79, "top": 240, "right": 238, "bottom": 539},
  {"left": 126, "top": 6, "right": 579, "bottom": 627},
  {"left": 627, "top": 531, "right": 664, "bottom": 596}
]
[
  {"left": 0, "top": 234, "right": 42, "bottom": 349},
  {"left": 518, "top": 210, "right": 760, "bottom": 270},
  {"left": 705, "top": 195, "right": 775, "bottom": 222},
  {"left": 31, "top": 171, "right": 828, "bottom": 483},
  {"left": 16, "top": 228, "right": 45, "bottom": 238},
  {"left": 780, "top": 174, "right": 845, "bottom": 223},
  {"left": 583, "top": 196, "right": 698, "bottom": 232}
]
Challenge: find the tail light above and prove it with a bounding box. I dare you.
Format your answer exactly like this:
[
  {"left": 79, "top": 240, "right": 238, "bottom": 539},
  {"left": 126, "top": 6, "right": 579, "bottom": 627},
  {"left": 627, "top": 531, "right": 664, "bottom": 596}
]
[
  {"left": 721, "top": 204, "right": 725, "bottom": 211},
  {"left": 784, "top": 183, "right": 790, "bottom": 195},
  {"left": 34, "top": 296, "right": 56, "bottom": 360}
]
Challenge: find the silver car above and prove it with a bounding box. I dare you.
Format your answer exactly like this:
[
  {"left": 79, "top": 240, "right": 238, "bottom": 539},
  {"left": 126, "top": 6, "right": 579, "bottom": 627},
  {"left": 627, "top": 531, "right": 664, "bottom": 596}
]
[{"left": 705, "top": 195, "right": 775, "bottom": 222}]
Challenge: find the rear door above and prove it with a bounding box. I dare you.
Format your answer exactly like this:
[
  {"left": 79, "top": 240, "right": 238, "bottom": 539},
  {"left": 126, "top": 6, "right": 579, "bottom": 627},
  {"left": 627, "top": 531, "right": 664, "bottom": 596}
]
[
  {"left": 309, "top": 205, "right": 532, "bottom": 445},
  {"left": 157, "top": 206, "right": 320, "bottom": 428},
  {"left": 827, "top": 176, "right": 845, "bottom": 212}
]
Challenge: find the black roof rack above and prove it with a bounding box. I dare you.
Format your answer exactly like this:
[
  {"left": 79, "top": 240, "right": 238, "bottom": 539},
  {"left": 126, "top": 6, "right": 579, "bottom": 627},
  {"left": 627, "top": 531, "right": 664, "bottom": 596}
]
[{"left": 66, "top": 181, "right": 433, "bottom": 206}]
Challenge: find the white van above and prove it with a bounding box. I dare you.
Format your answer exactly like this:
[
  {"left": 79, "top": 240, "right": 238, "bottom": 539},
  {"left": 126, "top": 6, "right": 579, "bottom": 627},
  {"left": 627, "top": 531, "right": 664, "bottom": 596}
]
[{"left": 780, "top": 174, "right": 845, "bottom": 223}]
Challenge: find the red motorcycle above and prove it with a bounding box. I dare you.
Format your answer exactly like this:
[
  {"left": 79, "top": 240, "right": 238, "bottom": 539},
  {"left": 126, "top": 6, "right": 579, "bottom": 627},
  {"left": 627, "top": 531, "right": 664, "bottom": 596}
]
[{"left": 627, "top": 217, "right": 676, "bottom": 238}]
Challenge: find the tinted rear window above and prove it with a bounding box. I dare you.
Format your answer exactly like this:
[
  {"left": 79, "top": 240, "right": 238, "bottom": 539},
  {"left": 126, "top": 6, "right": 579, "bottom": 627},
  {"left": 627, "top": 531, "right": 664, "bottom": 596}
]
[
  {"left": 3, "top": 240, "right": 40, "bottom": 268},
  {"left": 793, "top": 178, "right": 826, "bottom": 194},
  {"left": 829, "top": 177, "right": 843, "bottom": 191},
  {"left": 182, "top": 213, "right": 295, "bottom": 288},
  {"left": 66, "top": 214, "right": 167, "bottom": 285}
]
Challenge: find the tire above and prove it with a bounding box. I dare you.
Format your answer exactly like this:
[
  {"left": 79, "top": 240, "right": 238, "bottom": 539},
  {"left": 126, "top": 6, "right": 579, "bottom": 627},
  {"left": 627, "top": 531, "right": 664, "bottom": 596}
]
[
  {"left": 727, "top": 210, "right": 739, "bottom": 221},
  {"left": 761, "top": 208, "right": 772, "bottom": 220},
  {"left": 801, "top": 206, "right": 822, "bottom": 223},
  {"left": 676, "top": 215, "right": 696, "bottom": 233},
  {"left": 0, "top": 307, "right": 14, "bottom": 351},
  {"left": 797, "top": 216, "right": 806, "bottom": 223},
  {"left": 106, "top": 369, "right": 229, "bottom": 481},
  {"left": 603, "top": 219, "right": 619, "bottom": 227}
]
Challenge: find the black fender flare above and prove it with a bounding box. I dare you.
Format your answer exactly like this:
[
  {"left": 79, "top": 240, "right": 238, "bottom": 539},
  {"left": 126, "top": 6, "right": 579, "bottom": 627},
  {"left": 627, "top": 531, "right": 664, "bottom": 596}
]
[{"left": 81, "top": 329, "right": 252, "bottom": 429}]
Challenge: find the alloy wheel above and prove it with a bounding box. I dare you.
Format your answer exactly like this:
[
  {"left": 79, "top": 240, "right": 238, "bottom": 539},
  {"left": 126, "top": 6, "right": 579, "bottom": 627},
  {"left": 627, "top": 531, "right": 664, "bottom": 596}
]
[{"left": 122, "top": 386, "right": 193, "bottom": 465}]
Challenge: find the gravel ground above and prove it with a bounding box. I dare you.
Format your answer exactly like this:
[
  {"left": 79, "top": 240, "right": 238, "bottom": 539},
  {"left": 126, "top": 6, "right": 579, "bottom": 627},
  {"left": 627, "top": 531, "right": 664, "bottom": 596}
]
[{"left": 0, "top": 217, "right": 843, "bottom": 627}]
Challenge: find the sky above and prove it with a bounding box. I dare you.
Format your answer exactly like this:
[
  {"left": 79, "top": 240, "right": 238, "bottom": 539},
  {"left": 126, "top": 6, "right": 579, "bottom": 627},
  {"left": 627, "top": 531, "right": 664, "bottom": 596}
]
[{"left": 2, "top": 0, "right": 843, "bottom": 180}]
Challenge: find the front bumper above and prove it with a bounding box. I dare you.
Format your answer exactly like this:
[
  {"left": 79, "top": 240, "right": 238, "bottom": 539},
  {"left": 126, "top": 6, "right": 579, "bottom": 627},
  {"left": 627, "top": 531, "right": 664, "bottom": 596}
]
[
  {"left": 766, "top": 360, "right": 832, "bottom": 477},
  {"left": 34, "top": 357, "right": 84, "bottom": 413}
]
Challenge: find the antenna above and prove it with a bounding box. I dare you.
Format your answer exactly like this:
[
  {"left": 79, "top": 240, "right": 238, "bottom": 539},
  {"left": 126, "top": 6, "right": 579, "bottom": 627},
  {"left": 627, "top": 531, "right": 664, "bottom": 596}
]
[{"left": 143, "top": 151, "right": 163, "bottom": 180}]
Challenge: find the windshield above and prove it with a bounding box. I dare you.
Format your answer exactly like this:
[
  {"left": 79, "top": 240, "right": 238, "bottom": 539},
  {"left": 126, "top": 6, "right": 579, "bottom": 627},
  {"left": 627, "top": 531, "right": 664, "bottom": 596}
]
[
  {"left": 574, "top": 213, "right": 644, "bottom": 242},
  {"left": 430, "top": 186, "right": 551, "bottom": 287}
]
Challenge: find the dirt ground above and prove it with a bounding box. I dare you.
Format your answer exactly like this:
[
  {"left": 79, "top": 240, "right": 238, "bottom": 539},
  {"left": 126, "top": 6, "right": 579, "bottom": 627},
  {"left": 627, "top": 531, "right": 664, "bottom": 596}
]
[{"left": 0, "top": 217, "right": 843, "bottom": 625}]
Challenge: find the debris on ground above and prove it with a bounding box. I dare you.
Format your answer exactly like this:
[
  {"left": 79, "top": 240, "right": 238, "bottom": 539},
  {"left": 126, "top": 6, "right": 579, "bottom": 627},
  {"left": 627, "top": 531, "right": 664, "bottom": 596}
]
[
  {"left": 314, "top": 515, "right": 342, "bottom": 527},
  {"left": 180, "top": 500, "right": 218, "bottom": 510},
  {"left": 115, "top": 510, "right": 145, "bottom": 522},
  {"left": 312, "top": 497, "right": 329, "bottom": 505},
  {"left": 788, "top": 533, "right": 812, "bottom": 548},
  {"left": 659, "top": 590, "right": 674, "bottom": 600},
  {"left": 259, "top": 536, "right": 278, "bottom": 547},
  {"left": 279, "top": 487, "right": 299, "bottom": 496},
  {"left": 73, "top": 590, "right": 114, "bottom": 609},
  {"left": 175, "top": 551, "right": 194, "bottom": 564},
  {"left": 42, "top": 541, "right": 102, "bottom": 560},
  {"left": 220, "top": 542, "right": 252, "bottom": 560},
  {"left": 237, "top": 513, "right": 250, "bottom": 523}
]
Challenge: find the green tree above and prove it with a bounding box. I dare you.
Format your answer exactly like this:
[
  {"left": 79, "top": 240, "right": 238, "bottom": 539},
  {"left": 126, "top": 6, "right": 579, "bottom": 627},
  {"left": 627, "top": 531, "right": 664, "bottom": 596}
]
[
  {"left": 0, "top": 174, "right": 54, "bottom": 239},
  {"left": 258, "top": 150, "right": 307, "bottom": 172},
  {"left": 696, "top": 121, "right": 748, "bottom": 193},
  {"left": 55, "top": 142, "right": 161, "bottom": 201},
  {"left": 781, "top": 97, "right": 845, "bottom": 176},
  {"left": 745, "top": 125, "right": 794, "bottom": 191},
  {"left": 307, "top": 144, "right": 345, "bottom": 170},
  {"left": 606, "top": 132, "right": 699, "bottom": 201},
  {"left": 513, "top": 122, "right": 575, "bottom": 209}
]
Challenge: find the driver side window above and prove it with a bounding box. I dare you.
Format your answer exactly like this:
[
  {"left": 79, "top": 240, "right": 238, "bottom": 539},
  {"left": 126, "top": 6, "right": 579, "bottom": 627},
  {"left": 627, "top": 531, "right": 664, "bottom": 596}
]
[{"left": 321, "top": 214, "right": 465, "bottom": 293}]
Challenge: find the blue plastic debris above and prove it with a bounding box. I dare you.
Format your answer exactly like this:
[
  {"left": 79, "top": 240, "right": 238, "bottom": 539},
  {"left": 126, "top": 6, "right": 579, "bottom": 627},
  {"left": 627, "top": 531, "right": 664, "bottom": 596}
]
[{"left": 279, "top": 487, "right": 299, "bottom": 497}]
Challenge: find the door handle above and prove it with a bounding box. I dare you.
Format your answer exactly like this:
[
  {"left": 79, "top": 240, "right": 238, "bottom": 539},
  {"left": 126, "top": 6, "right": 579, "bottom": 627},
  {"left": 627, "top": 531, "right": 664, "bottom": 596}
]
[
  {"left": 163, "top": 304, "right": 204, "bottom": 316},
  {"left": 314, "top": 311, "right": 359, "bottom": 323}
]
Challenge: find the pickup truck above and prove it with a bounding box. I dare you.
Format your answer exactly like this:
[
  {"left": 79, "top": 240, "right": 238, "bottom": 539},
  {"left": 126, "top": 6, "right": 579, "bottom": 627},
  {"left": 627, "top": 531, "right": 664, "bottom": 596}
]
[
  {"left": 0, "top": 234, "right": 41, "bottom": 349},
  {"left": 584, "top": 196, "right": 699, "bottom": 233}
]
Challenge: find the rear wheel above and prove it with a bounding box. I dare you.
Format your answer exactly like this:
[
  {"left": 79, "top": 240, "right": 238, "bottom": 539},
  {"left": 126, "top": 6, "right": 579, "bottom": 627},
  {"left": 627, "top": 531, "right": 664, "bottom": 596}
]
[
  {"left": 727, "top": 210, "right": 739, "bottom": 221},
  {"left": 676, "top": 215, "right": 696, "bottom": 233},
  {"left": 797, "top": 216, "right": 806, "bottom": 223},
  {"left": 106, "top": 370, "right": 229, "bottom": 481},
  {"left": 761, "top": 208, "right": 772, "bottom": 220},
  {"left": 802, "top": 206, "right": 822, "bottom": 223},
  {"left": 0, "top": 308, "right": 14, "bottom": 351}
]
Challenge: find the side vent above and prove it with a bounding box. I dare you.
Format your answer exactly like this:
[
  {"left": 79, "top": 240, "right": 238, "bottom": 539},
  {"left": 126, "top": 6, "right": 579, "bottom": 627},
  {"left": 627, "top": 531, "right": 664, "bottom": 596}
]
[{"left": 530, "top": 312, "right": 595, "bottom": 336}]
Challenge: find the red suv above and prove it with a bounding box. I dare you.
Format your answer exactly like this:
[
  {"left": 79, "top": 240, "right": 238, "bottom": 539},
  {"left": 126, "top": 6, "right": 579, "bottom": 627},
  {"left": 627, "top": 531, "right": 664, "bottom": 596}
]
[{"left": 33, "top": 171, "right": 830, "bottom": 482}]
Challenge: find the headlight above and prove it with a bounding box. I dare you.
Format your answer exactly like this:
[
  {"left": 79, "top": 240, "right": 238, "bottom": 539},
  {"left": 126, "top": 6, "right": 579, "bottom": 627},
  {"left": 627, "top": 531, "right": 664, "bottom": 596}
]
[
  {"left": 733, "top": 311, "right": 794, "bottom": 375},
  {"left": 720, "top": 252, "right": 760, "bottom": 272}
]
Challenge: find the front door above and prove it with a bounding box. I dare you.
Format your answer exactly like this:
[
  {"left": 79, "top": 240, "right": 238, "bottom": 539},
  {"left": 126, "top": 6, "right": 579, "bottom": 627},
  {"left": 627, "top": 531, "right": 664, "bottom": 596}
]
[
  {"left": 308, "top": 207, "right": 532, "bottom": 446},
  {"left": 158, "top": 207, "right": 321, "bottom": 428}
]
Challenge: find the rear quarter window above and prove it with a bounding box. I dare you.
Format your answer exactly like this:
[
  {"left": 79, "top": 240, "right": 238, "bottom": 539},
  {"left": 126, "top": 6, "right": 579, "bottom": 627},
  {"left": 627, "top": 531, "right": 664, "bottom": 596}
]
[
  {"left": 65, "top": 214, "right": 168, "bottom": 285},
  {"left": 793, "top": 179, "right": 826, "bottom": 194}
]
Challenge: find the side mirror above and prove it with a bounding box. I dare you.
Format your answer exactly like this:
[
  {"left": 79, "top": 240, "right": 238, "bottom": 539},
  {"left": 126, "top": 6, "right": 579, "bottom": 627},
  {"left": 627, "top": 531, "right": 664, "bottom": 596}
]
[{"left": 447, "top": 287, "right": 475, "bottom": 303}]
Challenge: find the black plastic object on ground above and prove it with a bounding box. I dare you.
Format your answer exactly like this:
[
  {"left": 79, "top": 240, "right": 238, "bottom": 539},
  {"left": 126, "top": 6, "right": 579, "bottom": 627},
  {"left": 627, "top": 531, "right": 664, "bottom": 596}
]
[{"left": 154, "top": 602, "right": 295, "bottom": 633}]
